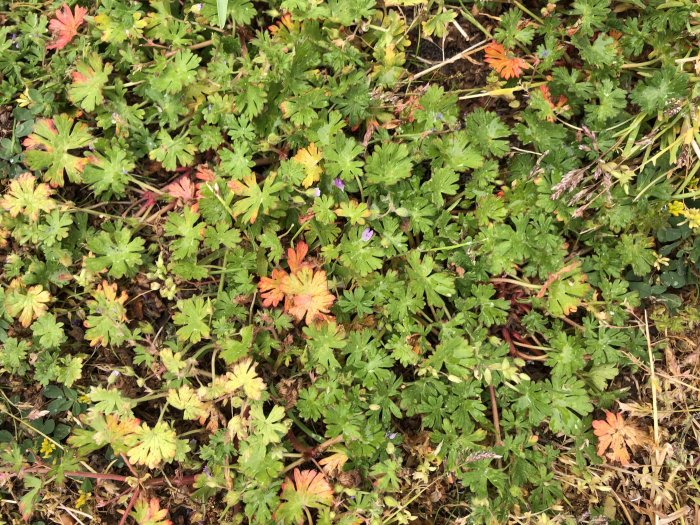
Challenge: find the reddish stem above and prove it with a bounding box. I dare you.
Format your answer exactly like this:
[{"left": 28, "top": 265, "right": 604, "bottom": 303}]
[{"left": 118, "top": 487, "right": 140, "bottom": 525}]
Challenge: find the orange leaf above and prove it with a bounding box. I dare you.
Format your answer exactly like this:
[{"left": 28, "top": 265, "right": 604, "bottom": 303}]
[
  {"left": 287, "top": 241, "right": 309, "bottom": 273},
  {"left": 319, "top": 451, "right": 348, "bottom": 475},
  {"left": 284, "top": 468, "right": 334, "bottom": 506},
  {"left": 195, "top": 164, "right": 215, "bottom": 182},
  {"left": 258, "top": 268, "right": 289, "bottom": 307},
  {"left": 484, "top": 42, "right": 529, "bottom": 80},
  {"left": 281, "top": 268, "right": 335, "bottom": 325},
  {"left": 47, "top": 3, "right": 87, "bottom": 51},
  {"left": 592, "top": 411, "right": 647, "bottom": 465},
  {"left": 165, "top": 176, "right": 196, "bottom": 205}
]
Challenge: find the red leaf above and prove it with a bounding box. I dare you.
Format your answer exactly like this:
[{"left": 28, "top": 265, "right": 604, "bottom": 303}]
[{"left": 47, "top": 3, "right": 87, "bottom": 51}]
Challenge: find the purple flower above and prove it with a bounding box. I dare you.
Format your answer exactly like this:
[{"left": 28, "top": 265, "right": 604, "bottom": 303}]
[
  {"left": 311, "top": 187, "right": 321, "bottom": 197},
  {"left": 203, "top": 466, "right": 212, "bottom": 477},
  {"left": 333, "top": 178, "right": 345, "bottom": 191},
  {"left": 361, "top": 228, "right": 374, "bottom": 241}
]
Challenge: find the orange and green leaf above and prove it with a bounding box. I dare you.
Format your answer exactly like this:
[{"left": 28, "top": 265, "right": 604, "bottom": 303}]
[
  {"left": 287, "top": 241, "right": 309, "bottom": 273},
  {"left": 131, "top": 497, "right": 172, "bottom": 525},
  {"left": 276, "top": 469, "right": 334, "bottom": 525}
]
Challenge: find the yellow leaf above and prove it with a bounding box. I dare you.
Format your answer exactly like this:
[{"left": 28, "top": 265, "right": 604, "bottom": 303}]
[
  {"left": 5, "top": 283, "right": 51, "bottom": 327},
  {"left": 281, "top": 268, "right": 335, "bottom": 325},
  {"left": 293, "top": 143, "right": 323, "bottom": 188},
  {"left": 319, "top": 451, "right": 348, "bottom": 475}
]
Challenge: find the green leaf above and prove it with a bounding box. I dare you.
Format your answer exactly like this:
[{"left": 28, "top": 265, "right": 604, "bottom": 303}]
[
  {"left": 174, "top": 296, "right": 213, "bottom": 343},
  {"left": 250, "top": 405, "right": 290, "bottom": 445},
  {"left": 0, "top": 337, "right": 31, "bottom": 376},
  {"left": 86, "top": 224, "right": 144, "bottom": 278},
  {"left": 631, "top": 67, "right": 689, "bottom": 114},
  {"left": 544, "top": 272, "right": 591, "bottom": 317},
  {"left": 88, "top": 386, "right": 137, "bottom": 417},
  {"left": 149, "top": 129, "right": 197, "bottom": 171},
  {"left": 31, "top": 314, "right": 66, "bottom": 349},
  {"left": 164, "top": 206, "right": 205, "bottom": 260},
  {"left": 406, "top": 252, "right": 455, "bottom": 308},
  {"left": 217, "top": 0, "right": 228, "bottom": 27},
  {"left": 365, "top": 143, "right": 413, "bottom": 186},
  {"left": 83, "top": 144, "right": 134, "bottom": 198}
]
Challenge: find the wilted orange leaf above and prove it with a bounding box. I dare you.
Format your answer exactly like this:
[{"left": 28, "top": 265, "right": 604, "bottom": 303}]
[
  {"left": 259, "top": 268, "right": 289, "bottom": 307},
  {"left": 484, "top": 42, "right": 529, "bottom": 80},
  {"left": 165, "top": 176, "right": 196, "bottom": 206},
  {"left": 258, "top": 241, "right": 335, "bottom": 324},
  {"left": 592, "top": 411, "right": 647, "bottom": 465},
  {"left": 287, "top": 241, "right": 309, "bottom": 273},
  {"left": 47, "top": 3, "right": 87, "bottom": 51}
]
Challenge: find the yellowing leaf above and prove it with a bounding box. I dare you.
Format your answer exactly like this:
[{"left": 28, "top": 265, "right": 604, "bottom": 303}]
[
  {"left": 22, "top": 115, "right": 93, "bottom": 187},
  {"left": 168, "top": 385, "right": 208, "bottom": 420},
  {"left": 68, "top": 413, "right": 141, "bottom": 456},
  {"left": 592, "top": 411, "right": 647, "bottom": 465},
  {"left": 292, "top": 143, "right": 323, "bottom": 188},
  {"left": 319, "top": 451, "right": 348, "bottom": 475},
  {"left": 281, "top": 268, "right": 335, "bottom": 325},
  {"left": 68, "top": 53, "right": 113, "bottom": 112},
  {"left": 0, "top": 173, "right": 56, "bottom": 222},
  {"left": 228, "top": 173, "right": 285, "bottom": 224},
  {"left": 84, "top": 281, "right": 130, "bottom": 347},
  {"left": 5, "top": 283, "right": 51, "bottom": 327},
  {"left": 127, "top": 422, "right": 187, "bottom": 469},
  {"left": 226, "top": 358, "right": 266, "bottom": 400}
]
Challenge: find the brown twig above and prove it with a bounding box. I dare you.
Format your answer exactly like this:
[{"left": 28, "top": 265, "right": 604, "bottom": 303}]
[{"left": 488, "top": 385, "right": 503, "bottom": 446}]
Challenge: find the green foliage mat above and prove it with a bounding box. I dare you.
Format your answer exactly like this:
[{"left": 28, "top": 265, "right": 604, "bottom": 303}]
[{"left": 0, "top": 0, "right": 699, "bottom": 523}]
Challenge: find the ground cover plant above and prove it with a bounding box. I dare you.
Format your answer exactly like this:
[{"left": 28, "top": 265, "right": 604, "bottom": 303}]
[{"left": 0, "top": 0, "right": 699, "bottom": 523}]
